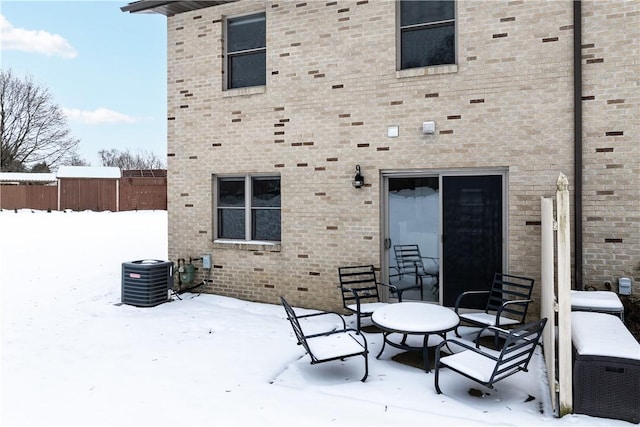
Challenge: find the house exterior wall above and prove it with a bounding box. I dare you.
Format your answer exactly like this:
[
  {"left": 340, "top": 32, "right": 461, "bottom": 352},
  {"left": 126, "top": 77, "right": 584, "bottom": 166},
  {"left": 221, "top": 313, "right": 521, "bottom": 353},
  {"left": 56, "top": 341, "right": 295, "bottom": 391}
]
[
  {"left": 580, "top": 0, "right": 639, "bottom": 289},
  {"left": 165, "top": 0, "right": 639, "bottom": 312}
]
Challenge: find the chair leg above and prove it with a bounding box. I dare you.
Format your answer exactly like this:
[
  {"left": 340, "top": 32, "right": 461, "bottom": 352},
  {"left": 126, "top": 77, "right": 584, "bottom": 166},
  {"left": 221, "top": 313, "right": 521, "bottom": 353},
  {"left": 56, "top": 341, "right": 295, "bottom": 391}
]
[
  {"left": 360, "top": 353, "right": 368, "bottom": 382},
  {"left": 434, "top": 362, "right": 443, "bottom": 394}
]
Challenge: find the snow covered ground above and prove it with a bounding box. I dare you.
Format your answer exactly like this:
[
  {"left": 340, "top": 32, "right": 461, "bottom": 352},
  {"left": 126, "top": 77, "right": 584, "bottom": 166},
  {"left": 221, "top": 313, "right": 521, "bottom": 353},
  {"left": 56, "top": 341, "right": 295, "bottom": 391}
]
[{"left": 0, "top": 210, "right": 632, "bottom": 426}]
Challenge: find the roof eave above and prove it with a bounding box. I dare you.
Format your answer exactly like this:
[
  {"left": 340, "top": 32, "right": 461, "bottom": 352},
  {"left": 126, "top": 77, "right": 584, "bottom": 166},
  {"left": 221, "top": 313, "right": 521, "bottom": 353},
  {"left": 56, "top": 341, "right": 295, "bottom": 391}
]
[{"left": 121, "top": 1, "right": 238, "bottom": 17}]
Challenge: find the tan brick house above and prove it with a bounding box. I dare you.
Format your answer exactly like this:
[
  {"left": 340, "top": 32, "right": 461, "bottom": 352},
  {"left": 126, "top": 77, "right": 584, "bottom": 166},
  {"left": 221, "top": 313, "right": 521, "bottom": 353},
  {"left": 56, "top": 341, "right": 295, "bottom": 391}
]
[{"left": 122, "top": 0, "right": 639, "bottom": 313}]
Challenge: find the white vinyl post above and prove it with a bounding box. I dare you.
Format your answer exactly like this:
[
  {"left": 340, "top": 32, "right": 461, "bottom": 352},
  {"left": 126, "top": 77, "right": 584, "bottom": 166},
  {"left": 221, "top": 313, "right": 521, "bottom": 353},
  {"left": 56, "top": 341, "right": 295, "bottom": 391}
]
[
  {"left": 556, "top": 173, "right": 572, "bottom": 416},
  {"left": 540, "top": 197, "right": 557, "bottom": 414}
]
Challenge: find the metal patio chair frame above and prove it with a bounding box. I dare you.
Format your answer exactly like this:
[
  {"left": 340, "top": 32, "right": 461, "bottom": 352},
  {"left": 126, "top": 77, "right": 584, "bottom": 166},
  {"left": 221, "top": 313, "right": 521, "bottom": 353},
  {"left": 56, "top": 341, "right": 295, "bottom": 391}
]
[
  {"left": 434, "top": 318, "right": 547, "bottom": 394},
  {"left": 280, "top": 296, "right": 369, "bottom": 382},
  {"left": 393, "top": 244, "right": 439, "bottom": 300},
  {"left": 338, "top": 264, "right": 404, "bottom": 333},
  {"left": 454, "top": 272, "right": 535, "bottom": 347}
]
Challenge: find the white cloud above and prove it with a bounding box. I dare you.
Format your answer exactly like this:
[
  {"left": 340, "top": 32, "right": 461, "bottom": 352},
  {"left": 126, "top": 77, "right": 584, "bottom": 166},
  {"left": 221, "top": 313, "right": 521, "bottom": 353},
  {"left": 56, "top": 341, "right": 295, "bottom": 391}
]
[
  {"left": 0, "top": 14, "right": 77, "bottom": 59},
  {"left": 62, "top": 108, "right": 138, "bottom": 124}
]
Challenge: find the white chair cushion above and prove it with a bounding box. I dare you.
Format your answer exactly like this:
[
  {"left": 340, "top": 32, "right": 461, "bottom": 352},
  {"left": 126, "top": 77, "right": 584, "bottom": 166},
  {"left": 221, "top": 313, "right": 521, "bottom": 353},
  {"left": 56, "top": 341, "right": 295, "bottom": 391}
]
[
  {"left": 347, "top": 302, "right": 387, "bottom": 315},
  {"left": 438, "top": 349, "right": 501, "bottom": 383},
  {"left": 459, "top": 312, "right": 520, "bottom": 326},
  {"left": 439, "top": 346, "right": 527, "bottom": 383},
  {"left": 306, "top": 332, "right": 365, "bottom": 360}
]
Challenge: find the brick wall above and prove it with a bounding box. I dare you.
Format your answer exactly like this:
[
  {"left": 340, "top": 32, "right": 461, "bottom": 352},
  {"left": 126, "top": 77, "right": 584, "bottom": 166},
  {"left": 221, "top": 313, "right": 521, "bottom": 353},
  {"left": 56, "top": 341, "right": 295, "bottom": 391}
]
[
  {"left": 165, "top": 0, "right": 639, "bottom": 312},
  {"left": 581, "top": 0, "right": 640, "bottom": 290}
]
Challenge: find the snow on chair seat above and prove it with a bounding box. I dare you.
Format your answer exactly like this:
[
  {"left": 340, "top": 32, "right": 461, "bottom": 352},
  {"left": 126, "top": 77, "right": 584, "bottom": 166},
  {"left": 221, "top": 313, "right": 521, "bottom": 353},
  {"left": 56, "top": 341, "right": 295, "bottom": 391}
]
[
  {"left": 345, "top": 302, "right": 387, "bottom": 315},
  {"left": 434, "top": 318, "right": 547, "bottom": 394},
  {"left": 306, "top": 332, "right": 369, "bottom": 361},
  {"left": 280, "top": 296, "right": 369, "bottom": 382},
  {"left": 456, "top": 312, "right": 520, "bottom": 327}
]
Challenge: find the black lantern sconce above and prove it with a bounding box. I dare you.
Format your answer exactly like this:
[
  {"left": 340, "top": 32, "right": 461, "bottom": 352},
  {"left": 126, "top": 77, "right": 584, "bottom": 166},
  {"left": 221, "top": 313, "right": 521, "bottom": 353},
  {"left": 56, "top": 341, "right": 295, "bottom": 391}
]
[{"left": 352, "top": 165, "right": 364, "bottom": 188}]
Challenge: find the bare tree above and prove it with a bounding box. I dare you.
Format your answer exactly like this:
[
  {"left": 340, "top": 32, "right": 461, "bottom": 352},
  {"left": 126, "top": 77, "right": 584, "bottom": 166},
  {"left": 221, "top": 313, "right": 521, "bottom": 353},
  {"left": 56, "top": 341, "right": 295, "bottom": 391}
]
[
  {"left": 0, "top": 69, "right": 81, "bottom": 172},
  {"left": 98, "top": 148, "right": 165, "bottom": 170},
  {"left": 63, "top": 153, "right": 91, "bottom": 167}
]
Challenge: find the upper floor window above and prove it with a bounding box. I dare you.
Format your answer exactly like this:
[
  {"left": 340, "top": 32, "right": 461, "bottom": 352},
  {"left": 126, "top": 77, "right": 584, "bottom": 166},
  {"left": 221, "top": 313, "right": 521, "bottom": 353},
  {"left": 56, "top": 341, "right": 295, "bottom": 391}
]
[
  {"left": 226, "top": 13, "right": 266, "bottom": 89},
  {"left": 216, "top": 175, "right": 281, "bottom": 242},
  {"left": 399, "top": 0, "right": 455, "bottom": 70}
]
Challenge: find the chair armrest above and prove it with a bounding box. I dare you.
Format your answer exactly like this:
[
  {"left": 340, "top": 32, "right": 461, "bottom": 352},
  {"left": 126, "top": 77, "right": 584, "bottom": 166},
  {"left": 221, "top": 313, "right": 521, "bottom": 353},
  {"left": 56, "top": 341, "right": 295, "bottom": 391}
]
[
  {"left": 389, "top": 266, "right": 401, "bottom": 278},
  {"left": 500, "top": 298, "right": 533, "bottom": 310},
  {"left": 454, "top": 290, "right": 490, "bottom": 314},
  {"left": 377, "top": 281, "right": 398, "bottom": 292},
  {"left": 475, "top": 321, "right": 541, "bottom": 346},
  {"left": 435, "top": 337, "right": 499, "bottom": 362},
  {"left": 342, "top": 287, "right": 373, "bottom": 314},
  {"left": 377, "top": 281, "right": 403, "bottom": 302},
  {"left": 304, "top": 327, "right": 363, "bottom": 341},
  {"left": 474, "top": 324, "right": 511, "bottom": 347},
  {"left": 494, "top": 299, "right": 533, "bottom": 323},
  {"left": 295, "top": 310, "right": 347, "bottom": 330}
]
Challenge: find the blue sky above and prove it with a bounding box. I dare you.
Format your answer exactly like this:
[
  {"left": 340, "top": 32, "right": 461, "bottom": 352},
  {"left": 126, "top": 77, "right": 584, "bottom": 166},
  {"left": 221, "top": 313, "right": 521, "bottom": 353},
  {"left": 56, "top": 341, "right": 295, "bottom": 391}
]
[{"left": 1, "top": 0, "right": 167, "bottom": 167}]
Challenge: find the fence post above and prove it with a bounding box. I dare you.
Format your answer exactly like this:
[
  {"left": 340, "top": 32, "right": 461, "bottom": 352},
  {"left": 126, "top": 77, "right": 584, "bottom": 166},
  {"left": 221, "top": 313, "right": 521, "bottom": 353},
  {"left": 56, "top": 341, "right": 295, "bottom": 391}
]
[
  {"left": 556, "top": 172, "right": 573, "bottom": 416},
  {"left": 541, "top": 196, "right": 557, "bottom": 414}
]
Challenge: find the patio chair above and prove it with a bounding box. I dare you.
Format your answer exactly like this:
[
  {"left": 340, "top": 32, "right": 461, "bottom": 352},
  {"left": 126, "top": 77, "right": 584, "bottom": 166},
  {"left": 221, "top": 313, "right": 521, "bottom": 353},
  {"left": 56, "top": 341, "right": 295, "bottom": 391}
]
[
  {"left": 434, "top": 317, "right": 547, "bottom": 394},
  {"left": 454, "top": 272, "right": 534, "bottom": 347},
  {"left": 280, "top": 296, "right": 369, "bottom": 382},
  {"left": 393, "top": 244, "right": 439, "bottom": 300},
  {"left": 338, "top": 265, "right": 404, "bottom": 332}
]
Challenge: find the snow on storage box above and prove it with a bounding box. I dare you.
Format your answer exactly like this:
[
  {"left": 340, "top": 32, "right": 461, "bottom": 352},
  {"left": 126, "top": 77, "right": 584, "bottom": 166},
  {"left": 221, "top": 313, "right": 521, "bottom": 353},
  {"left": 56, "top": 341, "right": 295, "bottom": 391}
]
[
  {"left": 122, "top": 260, "right": 174, "bottom": 307},
  {"left": 571, "top": 311, "right": 640, "bottom": 424},
  {"left": 570, "top": 290, "right": 624, "bottom": 320}
]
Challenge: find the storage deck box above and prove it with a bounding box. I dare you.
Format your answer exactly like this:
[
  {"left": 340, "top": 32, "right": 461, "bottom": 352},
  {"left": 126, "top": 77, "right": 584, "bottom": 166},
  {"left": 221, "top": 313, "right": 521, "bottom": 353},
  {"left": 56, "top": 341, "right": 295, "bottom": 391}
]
[
  {"left": 571, "top": 312, "right": 640, "bottom": 424},
  {"left": 570, "top": 290, "right": 624, "bottom": 321}
]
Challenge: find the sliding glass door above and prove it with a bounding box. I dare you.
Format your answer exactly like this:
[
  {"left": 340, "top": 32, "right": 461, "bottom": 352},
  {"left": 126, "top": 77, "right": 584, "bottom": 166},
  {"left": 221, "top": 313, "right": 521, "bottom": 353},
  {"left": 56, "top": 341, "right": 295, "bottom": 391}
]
[{"left": 384, "top": 171, "right": 505, "bottom": 306}]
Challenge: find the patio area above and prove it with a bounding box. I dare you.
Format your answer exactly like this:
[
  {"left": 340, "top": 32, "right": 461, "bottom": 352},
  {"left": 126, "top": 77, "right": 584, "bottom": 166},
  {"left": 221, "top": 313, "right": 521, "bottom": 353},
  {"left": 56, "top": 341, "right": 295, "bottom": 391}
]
[{"left": 1, "top": 209, "right": 636, "bottom": 426}]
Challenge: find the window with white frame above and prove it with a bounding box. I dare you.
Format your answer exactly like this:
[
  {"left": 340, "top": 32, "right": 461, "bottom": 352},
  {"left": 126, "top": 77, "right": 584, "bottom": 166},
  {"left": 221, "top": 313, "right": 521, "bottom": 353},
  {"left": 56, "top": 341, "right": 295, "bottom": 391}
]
[
  {"left": 226, "top": 12, "right": 266, "bottom": 89},
  {"left": 399, "top": 0, "right": 455, "bottom": 70},
  {"left": 216, "top": 175, "right": 281, "bottom": 242}
]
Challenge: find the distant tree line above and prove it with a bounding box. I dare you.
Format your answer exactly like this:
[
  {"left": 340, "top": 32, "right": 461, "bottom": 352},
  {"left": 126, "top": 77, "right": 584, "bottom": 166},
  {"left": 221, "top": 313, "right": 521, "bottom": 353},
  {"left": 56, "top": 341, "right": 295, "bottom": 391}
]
[
  {"left": 0, "top": 69, "right": 165, "bottom": 173},
  {"left": 98, "top": 148, "right": 165, "bottom": 170}
]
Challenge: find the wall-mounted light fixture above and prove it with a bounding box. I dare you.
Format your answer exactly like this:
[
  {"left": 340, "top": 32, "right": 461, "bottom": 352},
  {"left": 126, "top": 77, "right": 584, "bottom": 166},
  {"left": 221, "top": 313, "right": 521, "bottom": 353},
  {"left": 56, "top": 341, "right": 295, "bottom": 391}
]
[{"left": 352, "top": 165, "right": 364, "bottom": 188}]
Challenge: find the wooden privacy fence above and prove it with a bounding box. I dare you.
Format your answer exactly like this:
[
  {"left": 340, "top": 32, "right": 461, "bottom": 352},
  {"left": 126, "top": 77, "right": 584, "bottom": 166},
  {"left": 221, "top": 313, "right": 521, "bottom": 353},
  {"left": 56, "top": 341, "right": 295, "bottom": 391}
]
[
  {"left": 0, "top": 177, "right": 167, "bottom": 211},
  {"left": 0, "top": 185, "right": 57, "bottom": 211},
  {"left": 120, "top": 177, "right": 167, "bottom": 211}
]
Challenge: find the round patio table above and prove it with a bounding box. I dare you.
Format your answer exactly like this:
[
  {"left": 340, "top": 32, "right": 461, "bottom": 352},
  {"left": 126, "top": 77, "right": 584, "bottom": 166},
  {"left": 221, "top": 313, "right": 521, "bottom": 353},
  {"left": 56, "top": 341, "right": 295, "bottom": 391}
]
[{"left": 371, "top": 302, "right": 459, "bottom": 373}]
